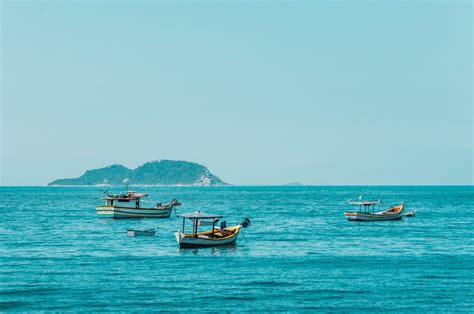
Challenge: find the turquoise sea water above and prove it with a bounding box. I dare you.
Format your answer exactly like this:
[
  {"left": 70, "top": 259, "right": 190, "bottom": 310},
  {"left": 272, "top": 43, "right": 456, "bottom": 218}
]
[{"left": 1, "top": 186, "right": 473, "bottom": 312}]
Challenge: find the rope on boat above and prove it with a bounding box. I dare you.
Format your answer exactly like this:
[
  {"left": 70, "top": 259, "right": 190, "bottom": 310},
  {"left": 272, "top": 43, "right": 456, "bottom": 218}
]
[
  {"left": 241, "top": 229, "right": 248, "bottom": 243},
  {"left": 240, "top": 217, "right": 251, "bottom": 243}
]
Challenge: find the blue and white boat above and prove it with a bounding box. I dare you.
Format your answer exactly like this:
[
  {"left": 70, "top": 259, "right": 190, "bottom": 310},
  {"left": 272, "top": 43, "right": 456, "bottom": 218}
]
[
  {"left": 96, "top": 191, "right": 180, "bottom": 218},
  {"left": 344, "top": 200, "right": 404, "bottom": 221}
]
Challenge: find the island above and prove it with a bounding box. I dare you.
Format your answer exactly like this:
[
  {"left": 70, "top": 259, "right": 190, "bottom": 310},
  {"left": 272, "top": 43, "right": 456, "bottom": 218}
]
[{"left": 48, "top": 160, "right": 229, "bottom": 186}]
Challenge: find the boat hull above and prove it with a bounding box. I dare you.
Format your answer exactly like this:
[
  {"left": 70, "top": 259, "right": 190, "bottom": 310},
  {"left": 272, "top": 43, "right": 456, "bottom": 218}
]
[
  {"left": 175, "top": 226, "right": 241, "bottom": 248},
  {"left": 127, "top": 229, "right": 157, "bottom": 236},
  {"left": 344, "top": 204, "right": 404, "bottom": 222},
  {"left": 96, "top": 206, "right": 173, "bottom": 218}
]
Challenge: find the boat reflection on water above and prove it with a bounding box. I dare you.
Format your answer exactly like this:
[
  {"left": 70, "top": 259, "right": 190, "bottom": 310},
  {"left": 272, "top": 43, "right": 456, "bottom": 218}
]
[{"left": 179, "top": 243, "right": 241, "bottom": 255}]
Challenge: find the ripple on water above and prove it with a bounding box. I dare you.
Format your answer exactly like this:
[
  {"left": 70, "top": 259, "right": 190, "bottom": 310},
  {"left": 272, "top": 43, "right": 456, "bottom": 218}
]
[{"left": 0, "top": 186, "right": 473, "bottom": 311}]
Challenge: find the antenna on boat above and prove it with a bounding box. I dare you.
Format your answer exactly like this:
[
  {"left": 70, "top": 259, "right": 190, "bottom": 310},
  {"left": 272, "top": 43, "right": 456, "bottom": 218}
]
[{"left": 123, "top": 178, "right": 129, "bottom": 191}]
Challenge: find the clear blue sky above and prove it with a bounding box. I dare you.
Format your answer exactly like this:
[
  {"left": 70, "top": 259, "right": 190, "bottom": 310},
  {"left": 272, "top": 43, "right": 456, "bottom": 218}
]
[{"left": 1, "top": 1, "right": 472, "bottom": 186}]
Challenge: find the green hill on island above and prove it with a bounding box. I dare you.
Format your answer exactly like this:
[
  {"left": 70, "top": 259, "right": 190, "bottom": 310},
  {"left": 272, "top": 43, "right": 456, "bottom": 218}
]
[{"left": 48, "top": 160, "right": 228, "bottom": 186}]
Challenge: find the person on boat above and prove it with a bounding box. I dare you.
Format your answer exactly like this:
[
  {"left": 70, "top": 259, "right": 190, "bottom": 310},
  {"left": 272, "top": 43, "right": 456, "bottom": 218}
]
[{"left": 156, "top": 202, "right": 162, "bottom": 209}]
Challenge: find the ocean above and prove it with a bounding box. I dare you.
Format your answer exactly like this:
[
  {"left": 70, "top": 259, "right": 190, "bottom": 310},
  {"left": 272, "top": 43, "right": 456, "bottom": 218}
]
[{"left": 1, "top": 186, "right": 473, "bottom": 312}]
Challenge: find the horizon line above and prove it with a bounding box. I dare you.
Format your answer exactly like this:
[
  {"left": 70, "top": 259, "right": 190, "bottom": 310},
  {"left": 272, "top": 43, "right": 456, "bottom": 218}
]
[{"left": 0, "top": 184, "right": 472, "bottom": 188}]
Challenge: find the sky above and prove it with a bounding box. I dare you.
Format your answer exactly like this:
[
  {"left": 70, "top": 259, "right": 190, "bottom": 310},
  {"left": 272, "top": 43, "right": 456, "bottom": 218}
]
[{"left": 1, "top": 1, "right": 472, "bottom": 186}]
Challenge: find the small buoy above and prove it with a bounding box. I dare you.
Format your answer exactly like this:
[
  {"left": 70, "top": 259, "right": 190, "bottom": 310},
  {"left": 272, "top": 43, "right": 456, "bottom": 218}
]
[{"left": 240, "top": 218, "right": 251, "bottom": 228}]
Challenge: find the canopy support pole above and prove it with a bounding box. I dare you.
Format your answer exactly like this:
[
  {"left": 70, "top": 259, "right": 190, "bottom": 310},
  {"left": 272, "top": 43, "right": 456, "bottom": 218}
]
[{"left": 192, "top": 219, "right": 198, "bottom": 238}]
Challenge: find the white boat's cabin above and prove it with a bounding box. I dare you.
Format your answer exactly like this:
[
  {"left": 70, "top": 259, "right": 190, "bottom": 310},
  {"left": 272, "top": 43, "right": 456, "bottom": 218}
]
[{"left": 103, "top": 191, "right": 148, "bottom": 208}]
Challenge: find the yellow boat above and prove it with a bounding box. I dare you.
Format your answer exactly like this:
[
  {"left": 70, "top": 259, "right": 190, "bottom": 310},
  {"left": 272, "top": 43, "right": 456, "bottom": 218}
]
[{"left": 175, "top": 211, "right": 250, "bottom": 248}]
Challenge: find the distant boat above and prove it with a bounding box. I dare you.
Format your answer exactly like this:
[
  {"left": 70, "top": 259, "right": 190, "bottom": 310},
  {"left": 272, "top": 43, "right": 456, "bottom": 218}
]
[
  {"left": 344, "top": 200, "right": 404, "bottom": 221},
  {"left": 174, "top": 211, "right": 250, "bottom": 248},
  {"left": 96, "top": 191, "right": 181, "bottom": 218},
  {"left": 127, "top": 228, "right": 157, "bottom": 237}
]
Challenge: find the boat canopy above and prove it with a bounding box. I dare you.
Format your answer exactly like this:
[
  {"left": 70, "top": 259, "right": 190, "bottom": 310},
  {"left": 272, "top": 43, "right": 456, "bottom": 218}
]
[
  {"left": 349, "top": 200, "right": 381, "bottom": 206},
  {"left": 177, "top": 211, "right": 223, "bottom": 219}
]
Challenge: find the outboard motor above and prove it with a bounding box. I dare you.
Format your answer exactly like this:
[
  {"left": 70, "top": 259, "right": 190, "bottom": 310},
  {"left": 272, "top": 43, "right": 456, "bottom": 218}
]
[{"left": 240, "top": 218, "right": 251, "bottom": 228}]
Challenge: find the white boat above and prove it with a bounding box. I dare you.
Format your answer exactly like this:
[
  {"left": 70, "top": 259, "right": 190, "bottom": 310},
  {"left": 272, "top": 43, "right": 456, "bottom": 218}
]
[
  {"left": 344, "top": 200, "right": 404, "bottom": 221},
  {"left": 175, "top": 211, "right": 250, "bottom": 248},
  {"left": 127, "top": 228, "right": 157, "bottom": 237},
  {"left": 404, "top": 210, "right": 416, "bottom": 217},
  {"left": 96, "top": 191, "right": 180, "bottom": 218}
]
